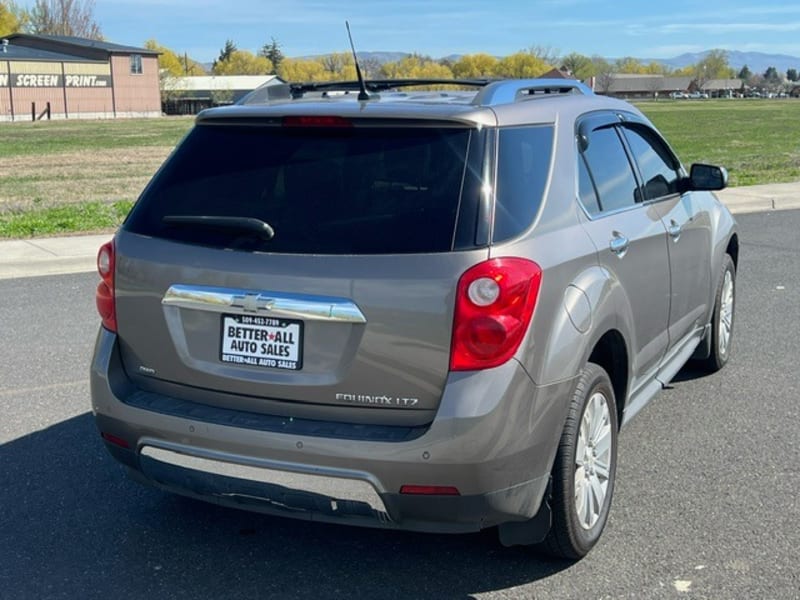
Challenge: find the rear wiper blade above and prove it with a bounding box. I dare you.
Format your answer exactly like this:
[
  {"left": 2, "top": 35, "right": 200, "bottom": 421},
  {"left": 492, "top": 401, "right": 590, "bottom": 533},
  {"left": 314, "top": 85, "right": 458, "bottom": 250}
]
[{"left": 162, "top": 215, "right": 275, "bottom": 240}]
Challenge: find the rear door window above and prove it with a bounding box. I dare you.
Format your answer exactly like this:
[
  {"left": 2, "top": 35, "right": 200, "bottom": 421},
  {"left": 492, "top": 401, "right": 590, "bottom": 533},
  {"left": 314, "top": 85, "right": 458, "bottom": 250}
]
[
  {"left": 125, "top": 123, "right": 476, "bottom": 254},
  {"left": 578, "top": 125, "right": 639, "bottom": 215}
]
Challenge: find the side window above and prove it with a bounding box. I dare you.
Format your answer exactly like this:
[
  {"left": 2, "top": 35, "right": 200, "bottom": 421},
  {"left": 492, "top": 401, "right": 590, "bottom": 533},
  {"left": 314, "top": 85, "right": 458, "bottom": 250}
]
[
  {"left": 494, "top": 126, "right": 554, "bottom": 242},
  {"left": 580, "top": 126, "right": 639, "bottom": 214},
  {"left": 622, "top": 125, "right": 681, "bottom": 201}
]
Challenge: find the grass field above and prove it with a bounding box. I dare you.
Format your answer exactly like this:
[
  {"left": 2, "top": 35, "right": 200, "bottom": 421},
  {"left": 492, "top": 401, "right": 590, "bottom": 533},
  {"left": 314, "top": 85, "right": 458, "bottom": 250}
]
[
  {"left": 638, "top": 99, "right": 800, "bottom": 187},
  {"left": 1, "top": 100, "right": 799, "bottom": 237}
]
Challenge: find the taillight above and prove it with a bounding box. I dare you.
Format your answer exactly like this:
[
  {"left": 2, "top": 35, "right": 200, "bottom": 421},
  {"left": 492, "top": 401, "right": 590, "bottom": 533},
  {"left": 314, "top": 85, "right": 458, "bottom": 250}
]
[
  {"left": 450, "top": 258, "right": 542, "bottom": 371},
  {"left": 95, "top": 240, "right": 116, "bottom": 332}
]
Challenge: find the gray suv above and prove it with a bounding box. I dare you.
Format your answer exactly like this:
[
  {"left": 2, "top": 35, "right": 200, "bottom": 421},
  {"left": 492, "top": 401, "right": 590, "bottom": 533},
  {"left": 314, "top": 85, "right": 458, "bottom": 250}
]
[{"left": 90, "top": 78, "right": 737, "bottom": 559}]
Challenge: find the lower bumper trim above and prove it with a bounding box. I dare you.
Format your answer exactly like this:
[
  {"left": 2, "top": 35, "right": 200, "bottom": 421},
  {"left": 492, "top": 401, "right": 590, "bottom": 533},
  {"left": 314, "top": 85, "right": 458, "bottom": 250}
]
[{"left": 140, "top": 444, "right": 392, "bottom": 523}]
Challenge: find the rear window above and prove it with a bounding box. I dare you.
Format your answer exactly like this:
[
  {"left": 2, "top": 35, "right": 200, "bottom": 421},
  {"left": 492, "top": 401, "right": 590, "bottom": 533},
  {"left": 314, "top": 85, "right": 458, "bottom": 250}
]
[{"left": 124, "top": 122, "right": 476, "bottom": 254}]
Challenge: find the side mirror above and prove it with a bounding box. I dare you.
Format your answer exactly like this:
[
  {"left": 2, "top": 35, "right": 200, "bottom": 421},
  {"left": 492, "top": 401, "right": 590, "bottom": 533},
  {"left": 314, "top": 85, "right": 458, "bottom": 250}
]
[{"left": 686, "top": 163, "right": 728, "bottom": 191}]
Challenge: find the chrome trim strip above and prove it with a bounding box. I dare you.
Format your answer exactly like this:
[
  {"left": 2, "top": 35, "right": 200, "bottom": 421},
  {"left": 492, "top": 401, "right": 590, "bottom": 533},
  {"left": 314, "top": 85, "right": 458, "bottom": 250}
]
[
  {"left": 140, "top": 442, "right": 389, "bottom": 515},
  {"left": 162, "top": 284, "right": 366, "bottom": 323}
]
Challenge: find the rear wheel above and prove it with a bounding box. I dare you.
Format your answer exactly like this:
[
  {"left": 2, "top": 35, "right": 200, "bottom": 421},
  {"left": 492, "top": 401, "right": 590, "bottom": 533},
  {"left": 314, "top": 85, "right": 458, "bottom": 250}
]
[
  {"left": 699, "top": 254, "right": 736, "bottom": 372},
  {"left": 540, "top": 362, "right": 618, "bottom": 559}
]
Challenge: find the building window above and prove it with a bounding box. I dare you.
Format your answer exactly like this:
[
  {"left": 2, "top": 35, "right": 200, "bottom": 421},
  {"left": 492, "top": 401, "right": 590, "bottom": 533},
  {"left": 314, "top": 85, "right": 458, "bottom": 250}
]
[{"left": 130, "top": 54, "right": 143, "bottom": 75}]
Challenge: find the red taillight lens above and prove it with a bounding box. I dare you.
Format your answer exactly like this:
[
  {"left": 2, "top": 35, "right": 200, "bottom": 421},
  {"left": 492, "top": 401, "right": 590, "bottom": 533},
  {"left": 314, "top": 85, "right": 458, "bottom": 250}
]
[
  {"left": 450, "top": 258, "right": 542, "bottom": 371},
  {"left": 95, "top": 240, "right": 116, "bottom": 332},
  {"left": 399, "top": 485, "right": 460, "bottom": 496}
]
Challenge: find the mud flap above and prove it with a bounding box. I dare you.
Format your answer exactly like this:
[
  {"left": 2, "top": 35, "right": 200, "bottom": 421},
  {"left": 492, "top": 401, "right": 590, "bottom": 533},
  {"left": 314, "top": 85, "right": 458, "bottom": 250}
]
[{"left": 497, "top": 480, "right": 552, "bottom": 547}]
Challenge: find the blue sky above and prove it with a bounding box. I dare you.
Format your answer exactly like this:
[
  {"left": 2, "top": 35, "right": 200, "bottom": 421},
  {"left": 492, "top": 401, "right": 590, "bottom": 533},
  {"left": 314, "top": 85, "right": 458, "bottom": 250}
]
[{"left": 17, "top": 0, "right": 800, "bottom": 62}]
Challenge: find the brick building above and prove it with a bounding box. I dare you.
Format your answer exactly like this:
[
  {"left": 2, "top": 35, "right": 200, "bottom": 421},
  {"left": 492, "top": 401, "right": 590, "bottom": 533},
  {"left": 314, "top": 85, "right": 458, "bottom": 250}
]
[{"left": 0, "top": 33, "right": 161, "bottom": 121}]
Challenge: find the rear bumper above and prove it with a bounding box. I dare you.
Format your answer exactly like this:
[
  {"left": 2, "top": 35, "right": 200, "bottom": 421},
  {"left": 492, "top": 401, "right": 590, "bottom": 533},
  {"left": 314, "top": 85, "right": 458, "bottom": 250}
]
[{"left": 91, "top": 327, "right": 574, "bottom": 533}]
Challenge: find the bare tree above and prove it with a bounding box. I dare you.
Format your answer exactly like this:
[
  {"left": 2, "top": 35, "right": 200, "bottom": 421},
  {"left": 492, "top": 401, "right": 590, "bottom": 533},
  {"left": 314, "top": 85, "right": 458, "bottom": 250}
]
[{"left": 28, "top": 0, "right": 102, "bottom": 39}]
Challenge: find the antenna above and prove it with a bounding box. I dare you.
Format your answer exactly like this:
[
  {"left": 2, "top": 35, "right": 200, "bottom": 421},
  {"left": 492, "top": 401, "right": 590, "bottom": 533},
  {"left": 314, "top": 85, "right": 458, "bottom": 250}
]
[{"left": 345, "top": 21, "right": 370, "bottom": 101}]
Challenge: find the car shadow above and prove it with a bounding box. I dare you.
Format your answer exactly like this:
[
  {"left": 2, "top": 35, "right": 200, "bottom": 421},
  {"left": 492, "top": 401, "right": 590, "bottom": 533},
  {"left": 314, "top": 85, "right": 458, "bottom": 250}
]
[
  {"left": 669, "top": 361, "right": 714, "bottom": 384},
  {"left": 1, "top": 413, "right": 574, "bottom": 599}
]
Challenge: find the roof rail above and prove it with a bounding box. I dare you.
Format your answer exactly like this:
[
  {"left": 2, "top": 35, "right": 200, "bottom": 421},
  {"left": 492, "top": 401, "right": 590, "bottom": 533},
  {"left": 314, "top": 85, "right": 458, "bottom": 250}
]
[
  {"left": 471, "top": 79, "right": 592, "bottom": 106},
  {"left": 285, "top": 78, "right": 490, "bottom": 99},
  {"left": 238, "top": 79, "right": 489, "bottom": 104}
]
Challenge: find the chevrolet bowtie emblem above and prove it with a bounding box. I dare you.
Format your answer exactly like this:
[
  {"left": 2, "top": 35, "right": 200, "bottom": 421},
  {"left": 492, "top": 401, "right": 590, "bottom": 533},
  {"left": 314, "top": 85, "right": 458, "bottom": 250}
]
[{"left": 232, "top": 293, "right": 275, "bottom": 313}]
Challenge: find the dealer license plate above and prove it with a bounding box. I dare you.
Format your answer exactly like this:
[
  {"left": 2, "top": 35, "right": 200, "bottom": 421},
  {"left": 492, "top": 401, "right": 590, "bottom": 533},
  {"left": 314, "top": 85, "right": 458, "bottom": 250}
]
[{"left": 220, "top": 314, "right": 303, "bottom": 370}]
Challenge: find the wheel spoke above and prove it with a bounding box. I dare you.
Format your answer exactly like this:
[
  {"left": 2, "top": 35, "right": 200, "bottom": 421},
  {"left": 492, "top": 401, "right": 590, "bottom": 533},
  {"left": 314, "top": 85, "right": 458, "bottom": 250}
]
[
  {"left": 594, "top": 422, "right": 612, "bottom": 456},
  {"left": 593, "top": 460, "right": 610, "bottom": 481}
]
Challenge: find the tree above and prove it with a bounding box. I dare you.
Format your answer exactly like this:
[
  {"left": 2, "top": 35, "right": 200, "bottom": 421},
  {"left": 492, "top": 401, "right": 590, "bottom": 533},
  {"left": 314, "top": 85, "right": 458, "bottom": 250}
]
[
  {"left": 737, "top": 65, "right": 752, "bottom": 81},
  {"left": 260, "top": 37, "right": 283, "bottom": 74},
  {"left": 277, "top": 57, "right": 329, "bottom": 82},
  {"left": 213, "top": 39, "right": 237, "bottom": 71},
  {"left": 559, "top": 52, "right": 594, "bottom": 80},
  {"left": 693, "top": 49, "right": 734, "bottom": 90},
  {"left": 496, "top": 51, "right": 550, "bottom": 78},
  {"left": 452, "top": 53, "right": 498, "bottom": 79},
  {"left": 358, "top": 56, "right": 382, "bottom": 79},
  {"left": 787, "top": 68, "right": 799, "bottom": 82},
  {"left": 144, "top": 39, "right": 204, "bottom": 77},
  {"left": 0, "top": 1, "right": 27, "bottom": 36},
  {"left": 526, "top": 44, "right": 559, "bottom": 66},
  {"left": 380, "top": 54, "right": 453, "bottom": 80},
  {"left": 615, "top": 56, "right": 646, "bottom": 74},
  {"left": 591, "top": 56, "right": 615, "bottom": 94},
  {"left": 212, "top": 50, "right": 272, "bottom": 75},
  {"left": 320, "top": 52, "right": 353, "bottom": 77},
  {"left": 763, "top": 66, "right": 782, "bottom": 92},
  {"left": 28, "top": 0, "right": 101, "bottom": 39}
]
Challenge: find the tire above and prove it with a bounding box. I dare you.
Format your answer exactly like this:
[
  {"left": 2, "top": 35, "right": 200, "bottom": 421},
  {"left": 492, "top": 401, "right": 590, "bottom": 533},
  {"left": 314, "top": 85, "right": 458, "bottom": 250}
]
[
  {"left": 539, "top": 362, "right": 618, "bottom": 559},
  {"left": 699, "top": 254, "right": 736, "bottom": 372}
]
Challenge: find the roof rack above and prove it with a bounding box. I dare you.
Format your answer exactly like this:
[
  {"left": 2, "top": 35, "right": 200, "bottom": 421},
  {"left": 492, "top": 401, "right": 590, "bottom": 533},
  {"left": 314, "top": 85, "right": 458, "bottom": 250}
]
[
  {"left": 237, "top": 78, "right": 592, "bottom": 106},
  {"left": 237, "top": 79, "right": 488, "bottom": 105},
  {"left": 471, "top": 79, "right": 592, "bottom": 106},
  {"left": 286, "top": 78, "right": 491, "bottom": 99}
]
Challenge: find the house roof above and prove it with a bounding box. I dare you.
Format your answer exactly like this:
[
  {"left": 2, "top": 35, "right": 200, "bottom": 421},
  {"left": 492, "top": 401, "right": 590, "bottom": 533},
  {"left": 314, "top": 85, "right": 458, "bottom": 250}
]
[
  {"left": 0, "top": 39, "right": 105, "bottom": 62},
  {"left": 5, "top": 33, "right": 158, "bottom": 61},
  {"left": 701, "top": 79, "right": 743, "bottom": 90},
  {"left": 605, "top": 74, "right": 693, "bottom": 93}
]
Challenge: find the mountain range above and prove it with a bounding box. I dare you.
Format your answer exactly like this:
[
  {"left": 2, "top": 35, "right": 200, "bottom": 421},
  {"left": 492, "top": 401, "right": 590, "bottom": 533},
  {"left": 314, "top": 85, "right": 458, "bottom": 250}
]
[{"left": 651, "top": 50, "right": 800, "bottom": 75}]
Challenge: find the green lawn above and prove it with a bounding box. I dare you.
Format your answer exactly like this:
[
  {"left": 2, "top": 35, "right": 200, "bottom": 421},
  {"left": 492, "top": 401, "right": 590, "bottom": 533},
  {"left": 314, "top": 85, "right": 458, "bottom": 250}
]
[
  {"left": 1, "top": 101, "right": 799, "bottom": 238},
  {"left": 637, "top": 99, "right": 800, "bottom": 187},
  {"left": 0, "top": 117, "right": 192, "bottom": 158}
]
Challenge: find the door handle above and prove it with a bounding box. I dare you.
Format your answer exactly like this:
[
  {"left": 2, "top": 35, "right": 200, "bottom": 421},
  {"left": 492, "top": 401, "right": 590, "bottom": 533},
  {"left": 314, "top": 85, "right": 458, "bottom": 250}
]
[
  {"left": 668, "top": 219, "right": 682, "bottom": 242},
  {"left": 609, "top": 231, "right": 629, "bottom": 258}
]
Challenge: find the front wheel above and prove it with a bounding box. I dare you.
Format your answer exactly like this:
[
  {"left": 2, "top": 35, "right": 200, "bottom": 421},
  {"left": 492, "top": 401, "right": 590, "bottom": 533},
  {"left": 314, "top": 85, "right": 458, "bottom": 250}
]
[
  {"left": 699, "top": 254, "right": 736, "bottom": 372},
  {"left": 539, "top": 362, "right": 618, "bottom": 559}
]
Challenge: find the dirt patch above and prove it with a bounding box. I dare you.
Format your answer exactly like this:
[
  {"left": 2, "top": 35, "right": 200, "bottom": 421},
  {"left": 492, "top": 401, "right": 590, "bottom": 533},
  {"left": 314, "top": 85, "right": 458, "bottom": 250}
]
[{"left": 0, "top": 146, "right": 172, "bottom": 213}]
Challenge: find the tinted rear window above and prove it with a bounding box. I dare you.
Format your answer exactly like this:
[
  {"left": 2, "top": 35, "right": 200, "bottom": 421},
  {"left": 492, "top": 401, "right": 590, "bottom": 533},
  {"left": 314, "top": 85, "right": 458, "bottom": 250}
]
[{"left": 125, "top": 123, "right": 475, "bottom": 254}]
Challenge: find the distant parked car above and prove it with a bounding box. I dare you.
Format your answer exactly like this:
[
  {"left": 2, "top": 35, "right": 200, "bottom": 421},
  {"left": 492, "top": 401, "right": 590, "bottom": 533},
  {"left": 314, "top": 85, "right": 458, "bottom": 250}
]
[
  {"left": 91, "top": 77, "right": 738, "bottom": 560},
  {"left": 669, "top": 91, "right": 686, "bottom": 99}
]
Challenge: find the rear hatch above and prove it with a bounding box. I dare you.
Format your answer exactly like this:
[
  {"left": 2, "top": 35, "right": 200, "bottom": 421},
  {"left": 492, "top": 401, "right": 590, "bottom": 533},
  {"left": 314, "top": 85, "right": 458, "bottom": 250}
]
[{"left": 116, "top": 114, "right": 489, "bottom": 426}]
